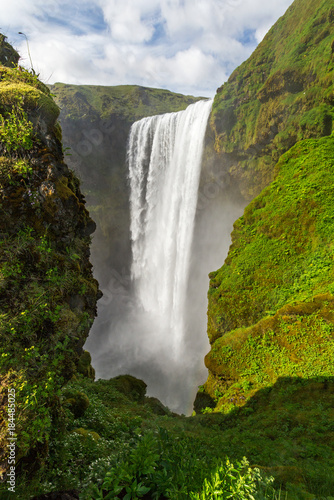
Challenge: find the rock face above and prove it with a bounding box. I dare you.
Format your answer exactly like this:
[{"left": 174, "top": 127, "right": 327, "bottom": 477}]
[
  {"left": 198, "top": 0, "right": 334, "bottom": 423},
  {"left": 0, "top": 36, "right": 100, "bottom": 479},
  {"left": 204, "top": 0, "right": 334, "bottom": 201}
]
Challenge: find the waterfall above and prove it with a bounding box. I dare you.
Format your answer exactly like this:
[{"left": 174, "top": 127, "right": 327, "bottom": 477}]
[
  {"left": 128, "top": 99, "right": 213, "bottom": 357},
  {"left": 84, "top": 95, "right": 244, "bottom": 413}
]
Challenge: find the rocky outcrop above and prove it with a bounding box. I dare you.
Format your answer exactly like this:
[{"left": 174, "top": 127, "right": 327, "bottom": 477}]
[
  {"left": 195, "top": 10, "right": 334, "bottom": 490},
  {"left": 0, "top": 37, "right": 100, "bottom": 481}
]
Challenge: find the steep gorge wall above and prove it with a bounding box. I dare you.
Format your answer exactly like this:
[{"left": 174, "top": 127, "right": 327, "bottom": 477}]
[
  {"left": 198, "top": 0, "right": 334, "bottom": 419},
  {"left": 202, "top": 0, "right": 334, "bottom": 201},
  {"left": 0, "top": 38, "right": 99, "bottom": 480}
]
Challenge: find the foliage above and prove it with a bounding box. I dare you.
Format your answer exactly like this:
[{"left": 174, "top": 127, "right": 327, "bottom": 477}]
[
  {"left": 0, "top": 97, "right": 34, "bottom": 152},
  {"left": 93, "top": 437, "right": 275, "bottom": 500},
  {"left": 190, "top": 458, "right": 276, "bottom": 500},
  {"left": 14, "top": 376, "right": 278, "bottom": 500},
  {"left": 0, "top": 226, "right": 96, "bottom": 460},
  {"left": 0, "top": 64, "right": 50, "bottom": 94}
]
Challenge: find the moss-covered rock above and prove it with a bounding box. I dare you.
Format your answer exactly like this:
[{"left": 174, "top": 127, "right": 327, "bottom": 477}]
[
  {"left": 208, "top": 135, "right": 334, "bottom": 343},
  {"left": 193, "top": 390, "right": 216, "bottom": 414},
  {"left": 72, "top": 427, "right": 100, "bottom": 441},
  {"left": 144, "top": 396, "right": 171, "bottom": 416},
  {"left": 63, "top": 391, "right": 90, "bottom": 419},
  {"left": 206, "top": 0, "right": 334, "bottom": 201},
  {"left": 77, "top": 350, "right": 95, "bottom": 380},
  {"left": 201, "top": 133, "right": 334, "bottom": 490},
  {"left": 113, "top": 375, "right": 147, "bottom": 403},
  {"left": 0, "top": 36, "right": 100, "bottom": 483}
]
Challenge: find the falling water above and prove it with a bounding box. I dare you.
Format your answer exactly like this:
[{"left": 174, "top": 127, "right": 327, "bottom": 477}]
[
  {"left": 85, "top": 99, "right": 223, "bottom": 414},
  {"left": 128, "top": 99, "right": 213, "bottom": 358}
]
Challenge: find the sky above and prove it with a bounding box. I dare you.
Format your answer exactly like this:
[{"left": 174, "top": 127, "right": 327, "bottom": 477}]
[{"left": 1, "top": 0, "right": 293, "bottom": 97}]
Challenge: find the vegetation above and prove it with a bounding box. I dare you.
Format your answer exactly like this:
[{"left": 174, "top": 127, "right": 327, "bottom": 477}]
[
  {"left": 208, "top": 0, "right": 334, "bottom": 199},
  {"left": 11, "top": 375, "right": 279, "bottom": 499},
  {"left": 200, "top": 136, "right": 334, "bottom": 493},
  {"left": 49, "top": 83, "right": 203, "bottom": 122},
  {"left": 2, "top": 0, "right": 334, "bottom": 495},
  {"left": 0, "top": 35, "right": 99, "bottom": 485},
  {"left": 208, "top": 135, "right": 334, "bottom": 341}
]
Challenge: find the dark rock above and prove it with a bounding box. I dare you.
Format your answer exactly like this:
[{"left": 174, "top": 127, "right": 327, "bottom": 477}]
[
  {"left": 62, "top": 390, "right": 90, "bottom": 418},
  {"left": 113, "top": 375, "right": 147, "bottom": 402},
  {"left": 193, "top": 391, "right": 216, "bottom": 414}
]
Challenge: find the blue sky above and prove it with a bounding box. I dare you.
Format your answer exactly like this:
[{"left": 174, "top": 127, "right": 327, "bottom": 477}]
[{"left": 1, "top": 0, "right": 293, "bottom": 96}]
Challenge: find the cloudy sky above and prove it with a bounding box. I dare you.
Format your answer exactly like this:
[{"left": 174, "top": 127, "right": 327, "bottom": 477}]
[{"left": 2, "top": 0, "right": 293, "bottom": 97}]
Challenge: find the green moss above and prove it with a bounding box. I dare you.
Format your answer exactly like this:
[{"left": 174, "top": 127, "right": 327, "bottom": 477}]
[
  {"left": 202, "top": 134, "right": 334, "bottom": 492},
  {"left": 210, "top": 0, "right": 334, "bottom": 198},
  {"left": 63, "top": 391, "right": 90, "bottom": 418},
  {"left": 0, "top": 81, "right": 59, "bottom": 125},
  {"left": 49, "top": 83, "right": 203, "bottom": 122},
  {"left": 208, "top": 135, "right": 334, "bottom": 342},
  {"left": 73, "top": 427, "right": 100, "bottom": 441},
  {"left": 205, "top": 295, "right": 334, "bottom": 406},
  {"left": 0, "top": 42, "right": 99, "bottom": 482}
]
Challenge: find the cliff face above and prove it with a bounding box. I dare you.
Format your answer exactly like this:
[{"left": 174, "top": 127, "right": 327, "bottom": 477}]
[
  {"left": 206, "top": 134, "right": 334, "bottom": 380},
  {"left": 197, "top": 0, "right": 334, "bottom": 485},
  {"left": 0, "top": 37, "right": 99, "bottom": 479},
  {"left": 49, "top": 84, "right": 202, "bottom": 284},
  {"left": 205, "top": 0, "right": 334, "bottom": 200}
]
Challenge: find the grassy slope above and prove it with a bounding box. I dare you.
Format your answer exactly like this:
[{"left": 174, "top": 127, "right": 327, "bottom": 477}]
[
  {"left": 208, "top": 135, "right": 334, "bottom": 342},
  {"left": 201, "top": 134, "right": 334, "bottom": 493},
  {"left": 16, "top": 375, "right": 279, "bottom": 499},
  {"left": 210, "top": 0, "right": 334, "bottom": 199},
  {"left": 49, "top": 82, "right": 203, "bottom": 121}
]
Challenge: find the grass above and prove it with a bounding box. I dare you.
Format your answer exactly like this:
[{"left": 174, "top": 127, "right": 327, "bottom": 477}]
[
  {"left": 208, "top": 135, "right": 334, "bottom": 342},
  {"left": 49, "top": 83, "right": 203, "bottom": 121},
  {"left": 209, "top": 0, "right": 334, "bottom": 199}
]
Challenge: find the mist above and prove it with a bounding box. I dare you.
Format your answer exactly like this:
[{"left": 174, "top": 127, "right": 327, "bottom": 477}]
[{"left": 84, "top": 102, "right": 245, "bottom": 415}]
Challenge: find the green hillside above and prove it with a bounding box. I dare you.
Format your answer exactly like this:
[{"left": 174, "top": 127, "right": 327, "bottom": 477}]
[{"left": 208, "top": 0, "right": 334, "bottom": 199}]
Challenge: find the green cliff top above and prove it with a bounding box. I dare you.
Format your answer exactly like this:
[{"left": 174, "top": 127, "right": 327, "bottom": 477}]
[
  {"left": 210, "top": 0, "right": 334, "bottom": 198},
  {"left": 49, "top": 82, "right": 204, "bottom": 121}
]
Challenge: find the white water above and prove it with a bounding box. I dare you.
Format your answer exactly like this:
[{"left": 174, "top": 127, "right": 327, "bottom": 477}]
[
  {"left": 85, "top": 96, "right": 244, "bottom": 413},
  {"left": 128, "top": 99, "right": 213, "bottom": 358}
]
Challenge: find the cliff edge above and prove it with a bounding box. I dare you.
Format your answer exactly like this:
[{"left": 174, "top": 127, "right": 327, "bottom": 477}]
[{"left": 0, "top": 36, "right": 100, "bottom": 482}]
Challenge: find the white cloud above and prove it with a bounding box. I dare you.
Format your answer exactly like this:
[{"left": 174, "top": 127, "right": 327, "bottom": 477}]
[{"left": 1, "top": 0, "right": 293, "bottom": 96}]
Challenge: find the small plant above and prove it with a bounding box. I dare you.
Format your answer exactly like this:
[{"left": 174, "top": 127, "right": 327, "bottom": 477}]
[
  {"left": 189, "top": 458, "right": 275, "bottom": 500},
  {"left": 0, "top": 98, "right": 34, "bottom": 152}
]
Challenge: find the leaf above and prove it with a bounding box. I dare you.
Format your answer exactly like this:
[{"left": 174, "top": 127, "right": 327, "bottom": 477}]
[{"left": 137, "top": 484, "right": 151, "bottom": 495}]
